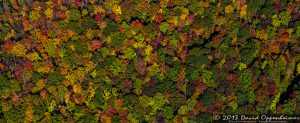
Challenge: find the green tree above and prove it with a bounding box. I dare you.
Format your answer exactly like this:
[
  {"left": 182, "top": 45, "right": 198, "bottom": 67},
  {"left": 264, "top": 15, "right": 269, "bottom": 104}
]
[
  {"left": 67, "top": 9, "right": 82, "bottom": 21},
  {"left": 48, "top": 70, "right": 64, "bottom": 85},
  {"left": 279, "top": 11, "right": 291, "bottom": 26}
]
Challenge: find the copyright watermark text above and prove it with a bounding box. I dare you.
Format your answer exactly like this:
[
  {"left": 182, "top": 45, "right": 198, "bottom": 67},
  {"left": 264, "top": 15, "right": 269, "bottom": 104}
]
[{"left": 212, "top": 114, "right": 300, "bottom": 122}]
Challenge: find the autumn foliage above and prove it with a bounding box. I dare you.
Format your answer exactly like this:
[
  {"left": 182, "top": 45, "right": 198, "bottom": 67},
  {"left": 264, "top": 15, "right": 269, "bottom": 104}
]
[{"left": 1, "top": 0, "right": 300, "bottom": 122}]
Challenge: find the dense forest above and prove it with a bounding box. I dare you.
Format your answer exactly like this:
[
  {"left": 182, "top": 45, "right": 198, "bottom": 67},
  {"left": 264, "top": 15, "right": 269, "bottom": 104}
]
[{"left": 1, "top": 0, "right": 300, "bottom": 122}]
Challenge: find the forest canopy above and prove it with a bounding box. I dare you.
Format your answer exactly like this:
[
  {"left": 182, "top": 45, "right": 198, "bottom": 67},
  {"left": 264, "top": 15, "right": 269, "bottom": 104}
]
[{"left": 1, "top": 0, "right": 300, "bottom": 122}]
